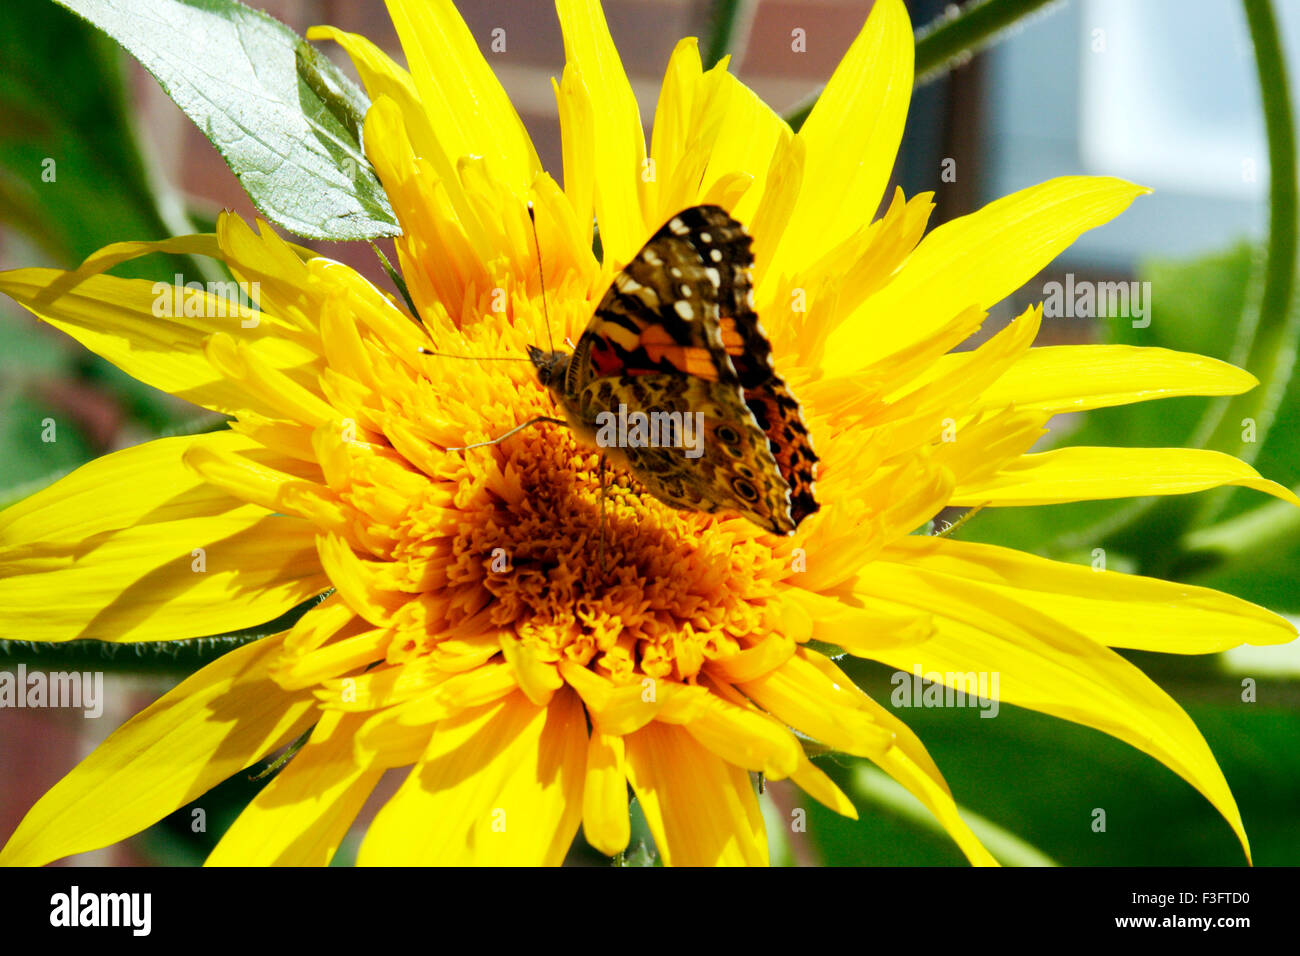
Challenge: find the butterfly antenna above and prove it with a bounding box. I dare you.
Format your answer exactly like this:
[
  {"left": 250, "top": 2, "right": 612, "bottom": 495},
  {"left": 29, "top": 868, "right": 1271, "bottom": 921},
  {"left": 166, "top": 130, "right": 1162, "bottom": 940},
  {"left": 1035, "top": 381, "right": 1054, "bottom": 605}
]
[
  {"left": 418, "top": 347, "right": 531, "bottom": 362},
  {"left": 416, "top": 203, "right": 555, "bottom": 366},
  {"left": 527, "top": 201, "right": 556, "bottom": 355}
]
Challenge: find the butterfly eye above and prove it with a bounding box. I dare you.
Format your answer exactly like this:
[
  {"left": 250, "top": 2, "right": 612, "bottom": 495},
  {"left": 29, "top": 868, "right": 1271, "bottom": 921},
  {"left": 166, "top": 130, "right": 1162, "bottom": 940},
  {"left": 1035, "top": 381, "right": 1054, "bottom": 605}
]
[{"left": 732, "top": 477, "right": 759, "bottom": 502}]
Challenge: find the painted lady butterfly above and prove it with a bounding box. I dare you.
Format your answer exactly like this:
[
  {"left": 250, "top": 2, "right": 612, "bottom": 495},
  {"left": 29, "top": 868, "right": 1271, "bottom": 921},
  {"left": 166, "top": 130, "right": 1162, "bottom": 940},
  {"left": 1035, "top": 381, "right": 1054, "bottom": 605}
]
[{"left": 529, "top": 205, "right": 819, "bottom": 535}]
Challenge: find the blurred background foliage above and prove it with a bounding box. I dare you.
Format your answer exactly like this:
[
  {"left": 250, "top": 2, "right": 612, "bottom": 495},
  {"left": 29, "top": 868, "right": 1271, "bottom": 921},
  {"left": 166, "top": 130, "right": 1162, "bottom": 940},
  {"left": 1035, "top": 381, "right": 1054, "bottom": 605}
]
[{"left": 0, "top": 0, "right": 1296, "bottom": 866}]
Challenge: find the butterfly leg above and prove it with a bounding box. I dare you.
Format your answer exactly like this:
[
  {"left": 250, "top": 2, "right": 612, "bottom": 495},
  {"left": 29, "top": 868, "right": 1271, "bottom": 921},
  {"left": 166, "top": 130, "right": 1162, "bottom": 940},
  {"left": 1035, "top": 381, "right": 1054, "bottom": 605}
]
[
  {"left": 444, "top": 415, "right": 566, "bottom": 452},
  {"left": 598, "top": 452, "right": 608, "bottom": 576}
]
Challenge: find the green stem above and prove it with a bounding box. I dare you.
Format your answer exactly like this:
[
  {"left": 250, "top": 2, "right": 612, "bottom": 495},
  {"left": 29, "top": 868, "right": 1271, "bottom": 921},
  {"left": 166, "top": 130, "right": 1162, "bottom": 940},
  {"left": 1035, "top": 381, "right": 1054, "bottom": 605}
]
[
  {"left": 785, "top": 0, "right": 1064, "bottom": 130},
  {"left": 0, "top": 635, "right": 262, "bottom": 676},
  {"left": 702, "top": 0, "right": 752, "bottom": 71},
  {"left": 1099, "top": 0, "right": 1298, "bottom": 569},
  {"left": 914, "top": 0, "right": 1062, "bottom": 86},
  {"left": 1193, "top": 0, "right": 1299, "bottom": 524}
]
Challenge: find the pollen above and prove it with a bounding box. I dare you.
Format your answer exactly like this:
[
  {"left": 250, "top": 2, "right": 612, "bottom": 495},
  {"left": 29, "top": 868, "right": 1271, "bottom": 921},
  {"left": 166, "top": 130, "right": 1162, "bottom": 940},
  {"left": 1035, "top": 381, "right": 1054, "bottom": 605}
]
[{"left": 275, "top": 292, "right": 791, "bottom": 691}]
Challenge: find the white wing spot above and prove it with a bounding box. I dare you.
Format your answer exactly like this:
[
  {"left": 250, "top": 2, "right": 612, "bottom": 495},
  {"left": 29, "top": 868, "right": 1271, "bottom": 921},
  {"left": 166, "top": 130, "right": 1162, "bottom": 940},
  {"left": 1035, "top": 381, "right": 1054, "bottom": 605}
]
[
  {"left": 670, "top": 267, "right": 682, "bottom": 278},
  {"left": 643, "top": 249, "right": 662, "bottom": 266},
  {"left": 699, "top": 232, "right": 712, "bottom": 243},
  {"left": 709, "top": 248, "right": 723, "bottom": 262},
  {"left": 674, "top": 300, "right": 695, "bottom": 319},
  {"left": 704, "top": 267, "right": 721, "bottom": 286},
  {"left": 669, "top": 217, "right": 689, "bottom": 235}
]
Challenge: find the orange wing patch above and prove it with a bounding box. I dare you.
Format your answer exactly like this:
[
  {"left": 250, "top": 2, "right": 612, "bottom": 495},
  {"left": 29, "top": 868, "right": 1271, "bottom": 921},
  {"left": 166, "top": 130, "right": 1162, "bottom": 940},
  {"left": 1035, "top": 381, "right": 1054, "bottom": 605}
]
[
  {"left": 718, "top": 317, "right": 744, "bottom": 357},
  {"left": 638, "top": 325, "right": 720, "bottom": 380}
]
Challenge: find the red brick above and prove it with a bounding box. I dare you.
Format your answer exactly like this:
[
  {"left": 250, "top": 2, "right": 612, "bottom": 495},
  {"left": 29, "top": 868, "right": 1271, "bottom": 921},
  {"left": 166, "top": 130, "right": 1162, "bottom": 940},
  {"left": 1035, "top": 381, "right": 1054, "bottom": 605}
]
[{"left": 742, "top": 0, "right": 874, "bottom": 79}]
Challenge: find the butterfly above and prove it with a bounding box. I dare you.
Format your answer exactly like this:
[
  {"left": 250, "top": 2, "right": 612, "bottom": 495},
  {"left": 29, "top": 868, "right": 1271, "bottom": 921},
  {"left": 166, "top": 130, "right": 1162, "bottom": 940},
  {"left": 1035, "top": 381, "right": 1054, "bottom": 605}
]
[{"left": 527, "top": 205, "right": 819, "bottom": 535}]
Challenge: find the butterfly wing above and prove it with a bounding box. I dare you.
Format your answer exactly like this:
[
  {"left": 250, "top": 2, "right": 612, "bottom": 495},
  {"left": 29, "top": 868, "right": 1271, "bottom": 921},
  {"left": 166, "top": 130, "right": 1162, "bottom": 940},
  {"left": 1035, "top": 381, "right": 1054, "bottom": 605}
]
[
  {"left": 567, "top": 207, "right": 744, "bottom": 394},
  {"left": 566, "top": 205, "right": 818, "bottom": 533},
  {"left": 718, "top": 311, "right": 821, "bottom": 528},
  {"left": 577, "top": 372, "right": 796, "bottom": 534}
]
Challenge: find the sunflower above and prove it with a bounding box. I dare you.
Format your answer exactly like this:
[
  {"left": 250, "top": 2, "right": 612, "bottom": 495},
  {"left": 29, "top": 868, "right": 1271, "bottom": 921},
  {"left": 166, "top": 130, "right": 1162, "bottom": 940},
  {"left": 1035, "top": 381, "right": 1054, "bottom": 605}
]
[{"left": 0, "top": 0, "right": 1295, "bottom": 867}]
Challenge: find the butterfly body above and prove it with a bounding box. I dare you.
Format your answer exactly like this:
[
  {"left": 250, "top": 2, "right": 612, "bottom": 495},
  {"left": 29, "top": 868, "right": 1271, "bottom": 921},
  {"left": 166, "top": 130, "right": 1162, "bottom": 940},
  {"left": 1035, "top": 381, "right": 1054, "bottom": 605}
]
[{"left": 529, "top": 206, "right": 819, "bottom": 535}]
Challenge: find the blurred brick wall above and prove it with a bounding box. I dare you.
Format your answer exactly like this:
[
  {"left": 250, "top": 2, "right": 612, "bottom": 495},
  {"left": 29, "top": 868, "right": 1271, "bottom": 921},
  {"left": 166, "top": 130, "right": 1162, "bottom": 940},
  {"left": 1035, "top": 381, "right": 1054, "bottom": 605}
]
[{"left": 144, "top": 0, "right": 879, "bottom": 279}]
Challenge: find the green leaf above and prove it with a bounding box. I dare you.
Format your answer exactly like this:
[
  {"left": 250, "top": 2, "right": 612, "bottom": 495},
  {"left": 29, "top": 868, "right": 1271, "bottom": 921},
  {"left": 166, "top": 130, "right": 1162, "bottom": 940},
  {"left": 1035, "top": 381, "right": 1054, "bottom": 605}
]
[{"left": 53, "top": 0, "right": 399, "bottom": 241}]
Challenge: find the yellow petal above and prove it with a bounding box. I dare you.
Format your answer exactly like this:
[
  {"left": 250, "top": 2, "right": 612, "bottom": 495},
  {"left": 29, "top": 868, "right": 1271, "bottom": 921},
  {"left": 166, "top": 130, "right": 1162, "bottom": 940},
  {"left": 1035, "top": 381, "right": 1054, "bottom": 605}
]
[
  {"left": 499, "top": 632, "right": 563, "bottom": 706},
  {"left": 554, "top": 64, "right": 596, "bottom": 250},
  {"left": 0, "top": 433, "right": 328, "bottom": 641},
  {"left": 825, "top": 177, "right": 1149, "bottom": 373},
  {"left": 382, "top": 0, "right": 540, "bottom": 195},
  {"left": 738, "top": 654, "right": 895, "bottom": 759},
  {"left": 916, "top": 409, "right": 1046, "bottom": 494},
  {"left": 646, "top": 38, "right": 708, "bottom": 220},
  {"left": 582, "top": 732, "right": 630, "bottom": 857},
  {"left": 559, "top": 658, "right": 665, "bottom": 734},
  {"left": 624, "top": 721, "right": 767, "bottom": 866},
  {"left": 751, "top": 650, "right": 998, "bottom": 865},
  {"left": 203, "top": 332, "right": 337, "bottom": 427},
  {"left": 374, "top": 660, "right": 519, "bottom": 728},
  {"left": 962, "top": 345, "right": 1259, "bottom": 415},
  {"left": 852, "top": 561, "right": 1254, "bottom": 861},
  {"left": 0, "top": 636, "right": 317, "bottom": 866},
  {"left": 951, "top": 446, "right": 1300, "bottom": 507},
  {"left": 673, "top": 689, "right": 803, "bottom": 780},
  {"left": 183, "top": 436, "right": 344, "bottom": 532},
  {"left": 778, "top": 585, "right": 934, "bottom": 655},
  {"left": 0, "top": 267, "right": 320, "bottom": 415},
  {"left": 776, "top": 0, "right": 912, "bottom": 277},
  {"left": 706, "top": 632, "right": 797, "bottom": 683},
  {"left": 357, "top": 689, "right": 585, "bottom": 865},
  {"left": 205, "top": 712, "right": 383, "bottom": 866},
  {"left": 706, "top": 76, "right": 791, "bottom": 229},
  {"left": 788, "top": 749, "right": 858, "bottom": 820},
  {"left": 875, "top": 304, "right": 1043, "bottom": 428},
  {"left": 647, "top": 39, "right": 790, "bottom": 234},
  {"left": 555, "top": 0, "right": 647, "bottom": 264},
  {"left": 881, "top": 536, "right": 1297, "bottom": 653},
  {"left": 60, "top": 234, "right": 224, "bottom": 281}
]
